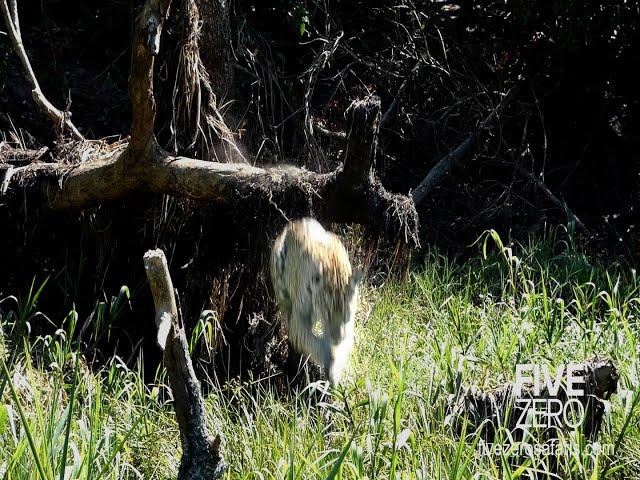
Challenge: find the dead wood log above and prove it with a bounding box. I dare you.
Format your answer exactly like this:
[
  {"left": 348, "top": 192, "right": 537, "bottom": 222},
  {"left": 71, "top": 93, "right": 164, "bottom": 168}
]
[
  {"left": 0, "top": 0, "right": 84, "bottom": 140},
  {"left": 2, "top": 134, "right": 417, "bottom": 238},
  {"left": 0, "top": 143, "right": 49, "bottom": 165},
  {"left": 144, "top": 249, "right": 226, "bottom": 480}
]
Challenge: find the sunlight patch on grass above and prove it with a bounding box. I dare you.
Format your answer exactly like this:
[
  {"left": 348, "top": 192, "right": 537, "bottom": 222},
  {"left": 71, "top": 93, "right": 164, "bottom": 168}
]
[{"left": 1, "top": 232, "right": 639, "bottom": 478}]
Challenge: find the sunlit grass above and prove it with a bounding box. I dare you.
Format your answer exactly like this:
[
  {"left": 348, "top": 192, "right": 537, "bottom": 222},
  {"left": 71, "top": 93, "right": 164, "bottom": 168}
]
[{"left": 1, "top": 231, "right": 639, "bottom": 478}]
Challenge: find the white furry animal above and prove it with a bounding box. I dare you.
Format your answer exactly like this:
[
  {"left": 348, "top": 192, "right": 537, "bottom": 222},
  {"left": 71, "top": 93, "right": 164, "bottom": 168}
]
[{"left": 270, "top": 218, "right": 360, "bottom": 385}]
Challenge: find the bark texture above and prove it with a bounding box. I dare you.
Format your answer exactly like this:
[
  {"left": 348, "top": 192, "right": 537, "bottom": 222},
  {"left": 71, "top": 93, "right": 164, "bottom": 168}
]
[{"left": 144, "top": 249, "right": 226, "bottom": 480}]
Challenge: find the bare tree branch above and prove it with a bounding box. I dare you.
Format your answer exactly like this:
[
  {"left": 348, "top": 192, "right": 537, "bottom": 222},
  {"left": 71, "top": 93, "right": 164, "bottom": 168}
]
[
  {"left": 512, "top": 162, "right": 590, "bottom": 235},
  {"left": 0, "top": 0, "right": 84, "bottom": 141},
  {"left": 144, "top": 249, "right": 226, "bottom": 479},
  {"left": 303, "top": 32, "right": 344, "bottom": 168},
  {"left": 7, "top": 0, "right": 18, "bottom": 37},
  {"left": 380, "top": 63, "right": 421, "bottom": 129},
  {"left": 313, "top": 120, "right": 346, "bottom": 140},
  {"left": 411, "top": 86, "right": 519, "bottom": 205},
  {"left": 312, "top": 63, "right": 420, "bottom": 141}
]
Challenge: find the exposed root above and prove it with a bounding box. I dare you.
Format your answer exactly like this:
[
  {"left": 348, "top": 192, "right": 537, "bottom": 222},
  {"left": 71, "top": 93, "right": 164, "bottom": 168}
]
[
  {"left": 170, "top": 0, "right": 241, "bottom": 162},
  {"left": 382, "top": 188, "right": 420, "bottom": 248},
  {"left": 0, "top": 142, "right": 49, "bottom": 164}
]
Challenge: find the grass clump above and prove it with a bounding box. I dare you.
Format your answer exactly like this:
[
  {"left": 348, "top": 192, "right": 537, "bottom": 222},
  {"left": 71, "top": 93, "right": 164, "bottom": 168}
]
[{"left": 1, "top": 231, "right": 639, "bottom": 479}]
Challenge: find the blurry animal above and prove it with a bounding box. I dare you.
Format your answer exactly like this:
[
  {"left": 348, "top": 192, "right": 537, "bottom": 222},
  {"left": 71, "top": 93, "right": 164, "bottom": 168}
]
[{"left": 270, "top": 218, "right": 360, "bottom": 385}]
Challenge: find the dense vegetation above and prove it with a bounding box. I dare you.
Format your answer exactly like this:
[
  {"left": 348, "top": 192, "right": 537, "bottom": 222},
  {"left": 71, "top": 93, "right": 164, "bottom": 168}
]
[{"left": 2, "top": 232, "right": 639, "bottom": 479}]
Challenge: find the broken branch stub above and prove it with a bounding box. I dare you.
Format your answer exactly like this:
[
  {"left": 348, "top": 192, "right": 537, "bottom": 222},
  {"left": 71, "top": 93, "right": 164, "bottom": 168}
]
[
  {"left": 129, "top": 0, "right": 172, "bottom": 160},
  {"left": 320, "top": 95, "right": 419, "bottom": 246},
  {"left": 143, "top": 249, "right": 226, "bottom": 480},
  {"left": 340, "top": 96, "right": 381, "bottom": 188},
  {"left": 144, "top": 248, "right": 175, "bottom": 349}
]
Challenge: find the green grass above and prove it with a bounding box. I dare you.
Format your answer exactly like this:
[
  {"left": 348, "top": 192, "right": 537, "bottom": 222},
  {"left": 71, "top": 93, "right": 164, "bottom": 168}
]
[{"left": 1, "top": 231, "right": 639, "bottom": 479}]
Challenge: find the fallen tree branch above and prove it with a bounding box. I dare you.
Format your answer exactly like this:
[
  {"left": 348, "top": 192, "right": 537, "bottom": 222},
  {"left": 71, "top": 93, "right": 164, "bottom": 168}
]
[
  {"left": 411, "top": 86, "right": 519, "bottom": 205},
  {"left": 512, "top": 162, "right": 590, "bottom": 235},
  {"left": 313, "top": 120, "right": 346, "bottom": 140},
  {"left": 0, "top": 0, "right": 418, "bottom": 246},
  {"left": 0, "top": 142, "right": 49, "bottom": 165},
  {"left": 2, "top": 143, "right": 304, "bottom": 209},
  {"left": 0, "top": 0, "right": 84, "bottom": 141},
  {"left": 144, "top": 249, "right": 226, "bottom": 479},
  {"left": 3, "top": 120, "right": 417, "bottom": 243}
]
